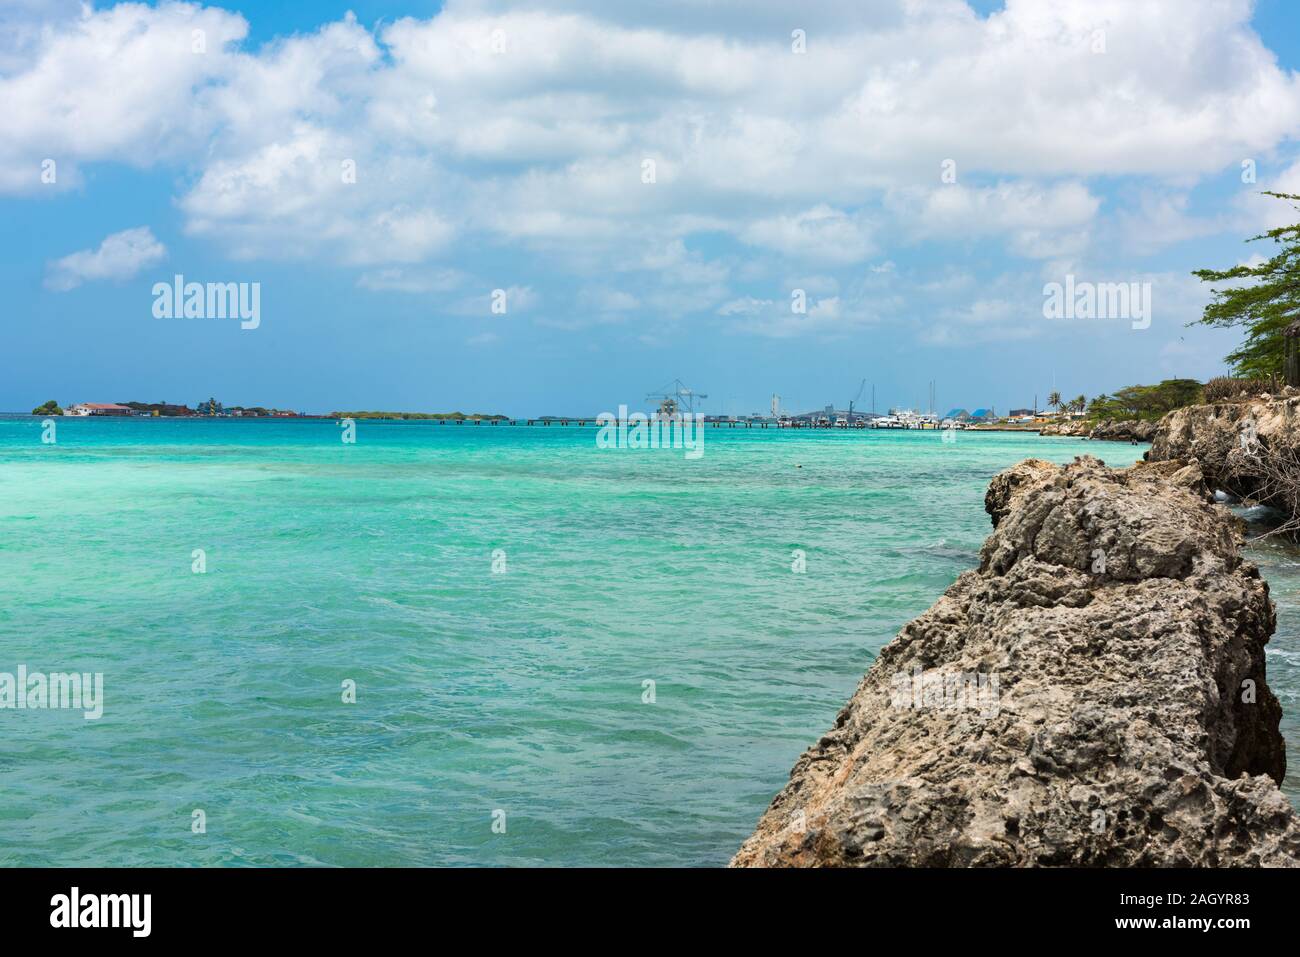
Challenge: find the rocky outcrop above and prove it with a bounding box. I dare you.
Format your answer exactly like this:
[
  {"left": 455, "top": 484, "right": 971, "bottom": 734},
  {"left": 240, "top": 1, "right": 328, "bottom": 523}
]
[
  {"left": 1037, "top": 419, "right": 1090, "bottom": 437},
  {"left": 1090, "top": 418, "right": 1158, "bottom": 442},
  {"left": 732, "top": 455, "right": 1299, "bottom": 867},
  {"left": 1148, "top": 394, "right": 1300, "bottom": 508},
  {"left": 1039, "top": 418, "right": 1156, "bottom": 442}
]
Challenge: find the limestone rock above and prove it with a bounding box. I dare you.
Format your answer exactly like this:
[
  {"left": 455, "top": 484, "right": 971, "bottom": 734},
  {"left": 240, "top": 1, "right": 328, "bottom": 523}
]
[
  {"left": 1148, "top": 395, "right": 1300, "bottom": 507},
  {"left": 1039, "top": 419, "right": 1156, "bottom": 442},
  {"left": 732, "top": 456, "right": 1298, "bottom": 867}
]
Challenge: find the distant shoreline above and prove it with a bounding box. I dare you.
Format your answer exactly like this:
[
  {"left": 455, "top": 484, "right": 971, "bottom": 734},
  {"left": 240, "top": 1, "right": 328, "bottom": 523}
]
[{"left": 0, "top": 411, "right": 1155, "bottom": 441}]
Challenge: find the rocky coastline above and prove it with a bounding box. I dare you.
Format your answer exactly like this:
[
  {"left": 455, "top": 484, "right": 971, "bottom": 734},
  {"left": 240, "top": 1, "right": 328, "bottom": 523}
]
[
  {"left": 1147, "top": 392, "right": 1300, "bottom": 515},
  {"left": 732, "top": 455, "right": 1298, "bottom": 867},
  {"left": 1038, "top": 418, "right": 1157, "bottom": 442}
]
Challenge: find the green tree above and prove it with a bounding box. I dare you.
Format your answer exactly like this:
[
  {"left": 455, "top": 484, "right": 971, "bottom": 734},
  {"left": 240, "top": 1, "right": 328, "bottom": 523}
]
[
  {"left": 31, "top": 400, "right": 62, "bottom": 416},
  {"left": 1047, "top": 390, "right": 1061, "bottom": 413},
  {"left": 1086, "top": 379, "right": 1202, "bottom": 420},
  {"left": 1194, "top": 191, "right": 1300, "bottom": 381}
]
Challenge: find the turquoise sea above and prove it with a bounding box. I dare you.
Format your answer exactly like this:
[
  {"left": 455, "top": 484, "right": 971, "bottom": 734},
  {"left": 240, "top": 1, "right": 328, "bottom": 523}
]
[{"left": 1, "top": 416, "right": 1297, "bottom": 866}]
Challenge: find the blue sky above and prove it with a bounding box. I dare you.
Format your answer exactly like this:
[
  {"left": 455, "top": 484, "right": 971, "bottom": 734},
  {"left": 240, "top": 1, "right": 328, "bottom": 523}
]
[{"left": 3, "top": 0, "right": 1300, "bottom": 416}]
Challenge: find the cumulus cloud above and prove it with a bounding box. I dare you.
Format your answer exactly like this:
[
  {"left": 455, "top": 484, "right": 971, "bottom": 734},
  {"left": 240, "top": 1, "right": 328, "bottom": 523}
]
[
  {"left": 44, "top": 226, "right": 166, "bottom": 291},
  {"left": 5, "top": 0, "right": 1300, "bottom": 347},
  {"left": 741, "top": 206, "right": 875, "bottom": 264},
  {"left": 0, "top": 3, "right": 247, "bottom": 192},
  {"left": 886, "top": 182, "right": 1100, "bottom": 259},
  {"left": 717, "top": 293, "right": 881, "bottom": 339}
]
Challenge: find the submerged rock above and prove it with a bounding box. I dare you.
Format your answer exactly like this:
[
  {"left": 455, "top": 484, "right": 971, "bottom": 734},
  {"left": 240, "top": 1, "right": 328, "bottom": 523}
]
[{"left": 732, "top": 455, "right": 1298, "bottom": 867}]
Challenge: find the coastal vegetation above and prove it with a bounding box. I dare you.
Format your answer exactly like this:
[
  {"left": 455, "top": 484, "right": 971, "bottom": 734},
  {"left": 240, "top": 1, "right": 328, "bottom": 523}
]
[
  {"left": 1085, "top": 378, "right": 1204, "bottom": 422},
  {"left": 1046, "top": 392, "right": 1088, "bottom": 416},
  {"left": 38, "top": 398, "right": 308, "bottom": 417},
  {"left": 122, "top": 401, "right": 199, "bottom": 417},
  {"left": 1193, "top": 191, "right": 1300, "bottom": 382},
  {"left": 1202, "top": 375, "right": 1281, "bottom": 403}
]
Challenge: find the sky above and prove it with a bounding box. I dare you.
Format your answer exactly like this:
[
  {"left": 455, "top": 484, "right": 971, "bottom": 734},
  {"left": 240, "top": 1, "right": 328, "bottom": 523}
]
[{"left": 3, "top": 0, "right": 1300, "bottom": 416}]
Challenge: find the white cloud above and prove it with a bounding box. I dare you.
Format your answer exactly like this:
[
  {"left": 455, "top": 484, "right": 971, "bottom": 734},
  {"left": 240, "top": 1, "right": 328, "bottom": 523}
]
[
  {"left": 924, "top": 298, "right": 1042, "bottom": 345},
  {"left": 717, "top": 296, "right": 771, "bottom": 316},
  {"left": 5, "top": 0, "right": 1300, "bottom": 348},
  {"left": 5, "top": 2, "right": 1298, "bottom": 239},
  {"left": 741, "top": 206, "right": 875, "bottom": 264},
  {"left": 0, "top": 3, "right": 247, "bottom": 192},
  {"left": 1233, "top": 161, "right": 1300, "bottom": 233},
  {"left": 718, "top": 294, "right": 879, "bottom": 339},
  {"left": 44, "top": 226, "right": 166, "bottom": 291},
  {"left": 1114, "top": 190, "right": 1228, "bottom": 256},
  {"left": 886, "top": 182, "right": 1100, "bottom": 258}
]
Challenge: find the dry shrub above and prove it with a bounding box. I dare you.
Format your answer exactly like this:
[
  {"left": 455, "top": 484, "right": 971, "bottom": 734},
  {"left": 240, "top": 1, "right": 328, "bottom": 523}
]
[
  {"left": 1204, "top": 376, "right": 1279, "bottom": 403},
  {"left": 1241, "top": 439, "right": 1300, "bottom": 539}
]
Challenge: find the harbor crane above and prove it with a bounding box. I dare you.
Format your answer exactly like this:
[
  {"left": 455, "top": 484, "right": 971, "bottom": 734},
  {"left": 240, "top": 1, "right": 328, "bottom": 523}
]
[
  {"left": 847, "top": 379, "right": 867, "bottom": 417},
  {"left": 646, "top": 379, "right": 708, "bottom": 418}
]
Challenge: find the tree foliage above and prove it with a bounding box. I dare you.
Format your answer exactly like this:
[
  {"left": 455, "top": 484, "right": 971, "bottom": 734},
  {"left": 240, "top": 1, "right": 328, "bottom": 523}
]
[
  {"left": 1087, "top": 379, "right": 1203, "bottom": 420},
  {"left": 1193, "top": 191, "right": 1300, "bottom": 378}
]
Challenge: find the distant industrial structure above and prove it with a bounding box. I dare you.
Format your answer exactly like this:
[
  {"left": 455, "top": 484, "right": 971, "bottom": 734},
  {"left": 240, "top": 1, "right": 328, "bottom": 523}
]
[
  {"left": 646, "top": 379, "right": 708, "bottom": 418},
  {"left": 525, "top": 379, "right": 1074, "bottom": 432}
]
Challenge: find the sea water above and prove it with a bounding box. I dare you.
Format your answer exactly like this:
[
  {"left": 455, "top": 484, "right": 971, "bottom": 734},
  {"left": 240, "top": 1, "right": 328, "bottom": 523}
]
[{"left": 0, "top": 416, "right": 1296, "bottom": 865}]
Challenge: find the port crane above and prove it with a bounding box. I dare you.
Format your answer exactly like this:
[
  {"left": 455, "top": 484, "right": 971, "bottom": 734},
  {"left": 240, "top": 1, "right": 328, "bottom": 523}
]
[
  {"left": 646, "top": 379, "right": 708, "bottom": 417},
  {"left": 847, "top": 379, "right": 867, "bottom": 418}
]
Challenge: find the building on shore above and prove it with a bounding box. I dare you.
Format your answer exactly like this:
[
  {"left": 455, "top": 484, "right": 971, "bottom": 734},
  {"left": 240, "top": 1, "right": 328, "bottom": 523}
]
[{"left": 65, "top": 403, "right": 132, "bottom": 417}]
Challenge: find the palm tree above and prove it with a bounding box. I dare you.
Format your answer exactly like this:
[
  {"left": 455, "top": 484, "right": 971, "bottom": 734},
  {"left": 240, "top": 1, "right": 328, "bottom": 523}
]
[
  {"left": 1047, "top": 391, "right": 1061, "bottom": 415},
  {"left": 1072, "top": 394, "right": 1087, "bottom": 414}
]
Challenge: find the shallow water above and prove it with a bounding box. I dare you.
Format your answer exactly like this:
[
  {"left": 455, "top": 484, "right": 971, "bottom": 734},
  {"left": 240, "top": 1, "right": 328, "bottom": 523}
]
[{"left": 0, "top": 417, "right": 1294, "bottom": 865}]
